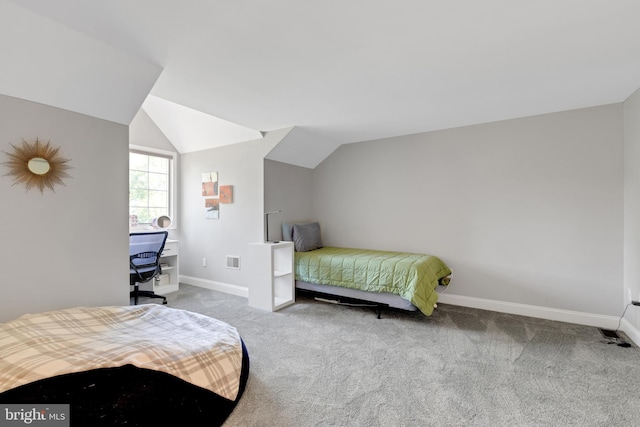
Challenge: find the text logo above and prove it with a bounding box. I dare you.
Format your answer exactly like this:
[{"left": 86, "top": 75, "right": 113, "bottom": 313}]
[{"left": 0, "top": 405, "right": 69, "bottom": 427}]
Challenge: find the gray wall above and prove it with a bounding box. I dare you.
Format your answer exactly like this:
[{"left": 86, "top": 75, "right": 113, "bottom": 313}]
[
  {"left": 624, "top": 87, "right": 640, "bottom": 339},
  {"left": 264, "top": 159, "right": 315, "bottom": 241},
  {"left": 130, "top": 108, "right": 179, "bottom": 153},
  {"left": 0, "top": 94, "right": 129, "bottom": 322},
  {"left": 271, "top": 105, "right": 624, "bottom": 320},
  {"left": 178, "top": 130, "right": 286, "bottom": 293}
]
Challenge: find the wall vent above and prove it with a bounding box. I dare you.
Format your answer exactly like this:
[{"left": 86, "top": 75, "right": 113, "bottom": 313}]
[{"left": 226, "top": 256, "right": 240, "bottom": 269}]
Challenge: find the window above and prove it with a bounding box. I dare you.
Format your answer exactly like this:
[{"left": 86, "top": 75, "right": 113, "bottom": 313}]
[{"left": 129, "top": 147, "right": 176, "bottom": 226}]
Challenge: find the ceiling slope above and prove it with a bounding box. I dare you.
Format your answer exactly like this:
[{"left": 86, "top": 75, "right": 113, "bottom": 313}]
[
  {"left": 0, "top": 0, "right": 162, "bottom": 125},
  {"left": 4, "top": 1, "right": 640, "bottom": 167},
  {"left": 142, "top": 95, "right": 262, "bottom": 153},
  {"left": 265, "top": 127, "right": 342, "bottom": 169}
]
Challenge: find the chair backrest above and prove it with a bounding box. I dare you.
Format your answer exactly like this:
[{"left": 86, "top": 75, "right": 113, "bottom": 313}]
[{"left": 130, "top": 231, "right": 168, "bottom": 284}]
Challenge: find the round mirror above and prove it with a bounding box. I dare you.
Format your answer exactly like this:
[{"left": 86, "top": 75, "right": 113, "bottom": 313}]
[
  {"left": 153, "top": 215, "right": 172, "bottom": 229},
  {"left": 27, "top": 157, "right": 51, "bottom": 175},
  {"left": 4, "top": 138, "right": 71, "bottom": 194}
]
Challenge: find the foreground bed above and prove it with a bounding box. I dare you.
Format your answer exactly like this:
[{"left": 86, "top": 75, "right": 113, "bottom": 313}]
[
  {"left": 0, "top": 304, "right": 249, "bottom": 426},
  {"left": 284, "top": 222, "right": 452, "bottom": 316}
]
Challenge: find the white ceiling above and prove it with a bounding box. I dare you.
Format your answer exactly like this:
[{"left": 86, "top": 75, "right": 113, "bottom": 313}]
[
  {"left": 3, "top": 0, "right": 640, "bottom": 167},
  {"left": 141, "top": 95, "right": 263, "bottom": 154}
]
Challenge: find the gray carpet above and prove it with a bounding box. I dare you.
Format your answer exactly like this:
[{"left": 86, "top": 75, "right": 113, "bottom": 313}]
[{"left": 156, "top": 284, "right": 640, "bottom": 427}]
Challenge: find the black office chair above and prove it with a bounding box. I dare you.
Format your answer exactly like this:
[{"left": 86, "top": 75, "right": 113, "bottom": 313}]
[{"left": 130, "top": 231, "right": 168, "bottom": 305}]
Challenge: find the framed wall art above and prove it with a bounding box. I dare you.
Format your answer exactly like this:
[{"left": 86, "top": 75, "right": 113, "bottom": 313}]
[
  {"left": 204, "top": 198, "right": 219, "bottom": 219},
  {"left": 202, "top": 172, "right": 218, "bottom": 197},
  {"left": 220, "top": 185, "right": 233, "bottom": 204}
]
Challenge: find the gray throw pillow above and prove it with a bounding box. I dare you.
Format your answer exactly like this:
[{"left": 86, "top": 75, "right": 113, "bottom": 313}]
[
  {"left": 282, "top": 221, "right": 312, "bottom": 241},
  {"left": 281, "top": 222, "right": 294, "bottom": 241},
  {"left": 292, "top": 223, "right": 323, "bottom": 252}
]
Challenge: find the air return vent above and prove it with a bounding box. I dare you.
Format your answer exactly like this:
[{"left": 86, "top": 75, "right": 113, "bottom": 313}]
[{"left": 226, "top": 256, "right": 240, "bottom": 269}]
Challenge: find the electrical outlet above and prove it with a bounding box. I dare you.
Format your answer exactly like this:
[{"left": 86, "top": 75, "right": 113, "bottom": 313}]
[{"left": 202, "top": 257, "right": 207, "bottom": 267}]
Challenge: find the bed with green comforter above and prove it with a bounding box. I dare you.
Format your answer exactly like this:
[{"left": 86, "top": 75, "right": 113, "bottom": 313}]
[{"left": 294, "top": 246, "right": 452, "bottom": 316}]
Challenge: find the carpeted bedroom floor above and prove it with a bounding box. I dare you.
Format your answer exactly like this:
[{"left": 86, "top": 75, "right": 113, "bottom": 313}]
[{"left": 155, "top": 284, "right": 640, "bottom": 427}]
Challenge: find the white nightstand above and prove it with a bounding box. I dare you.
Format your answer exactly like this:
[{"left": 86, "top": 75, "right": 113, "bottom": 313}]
[{"left": 248, "top": 241, "right": 295, "bottom": 311}]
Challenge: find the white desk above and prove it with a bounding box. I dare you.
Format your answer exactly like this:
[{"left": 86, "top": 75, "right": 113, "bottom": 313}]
[{"left": 153, "top": 239, "right": 179, "bottom": 295}]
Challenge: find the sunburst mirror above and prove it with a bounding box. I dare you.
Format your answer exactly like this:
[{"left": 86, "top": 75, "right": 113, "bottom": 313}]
[{"left": 3, "top": 138, "right": 72, "bottom": 194}]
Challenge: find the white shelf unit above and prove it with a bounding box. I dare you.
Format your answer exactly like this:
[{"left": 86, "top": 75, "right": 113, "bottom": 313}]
[
  {"left": 153, "top": 239, "right": 179, "bottom": 295},
  {"left": 249, "top": 241, "right": 295, "bottom": 311}
]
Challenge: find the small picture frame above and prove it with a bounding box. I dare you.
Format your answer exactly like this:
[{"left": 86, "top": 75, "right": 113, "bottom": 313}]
[
  {"left": 202, "top": 172, "right": 218, "bottom": 197},
  {"left": 205, "top": 198, "right": 219, "bottom": 219},
  {"left": 220, "top": 185, "right": 233, "bottom": 203}
]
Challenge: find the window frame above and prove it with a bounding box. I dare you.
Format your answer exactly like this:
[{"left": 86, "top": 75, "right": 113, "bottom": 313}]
[{"left": 129, "top": 145, "right": 177, "bottom": 228}]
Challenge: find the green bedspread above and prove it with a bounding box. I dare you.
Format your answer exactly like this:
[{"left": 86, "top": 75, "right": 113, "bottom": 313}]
[{"left": 294, "top": 246, "right": 452, "bottom": 316}]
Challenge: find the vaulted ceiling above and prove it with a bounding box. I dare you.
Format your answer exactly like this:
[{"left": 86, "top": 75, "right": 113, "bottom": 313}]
[{"left": 3, "top": 0, "right": 640, "bottom": 168}]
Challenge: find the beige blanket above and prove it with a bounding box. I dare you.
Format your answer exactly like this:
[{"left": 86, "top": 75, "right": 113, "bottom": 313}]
[{"left": 0, "top": 304, "right": 243, "bottom": 401}]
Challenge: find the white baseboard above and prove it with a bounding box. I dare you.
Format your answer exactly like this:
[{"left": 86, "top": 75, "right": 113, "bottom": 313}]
[
  {"left": 176, "top": 279, "right": 639, "bottom": 346},
  {"left": 437, "top": 293, "right": 621, "bottom": 331},
  {"left": 179, "top": 275, "right": 248, "bottom": 298},
  {"left": 620, "top": 318, "right": 640, "bottom": 346}
]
